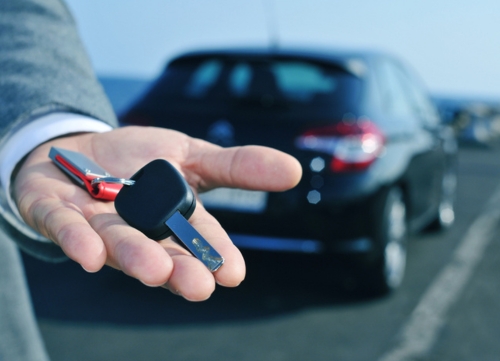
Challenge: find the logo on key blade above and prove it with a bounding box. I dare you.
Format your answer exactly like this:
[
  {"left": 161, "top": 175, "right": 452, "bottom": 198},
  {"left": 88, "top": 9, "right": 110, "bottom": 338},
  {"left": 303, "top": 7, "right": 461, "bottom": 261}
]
[
  {"left": 207, "top": 119, "right": 235, "bottom": 146},
  {"left": 192, "top": 238, "right": 224, "bottom": 270}
]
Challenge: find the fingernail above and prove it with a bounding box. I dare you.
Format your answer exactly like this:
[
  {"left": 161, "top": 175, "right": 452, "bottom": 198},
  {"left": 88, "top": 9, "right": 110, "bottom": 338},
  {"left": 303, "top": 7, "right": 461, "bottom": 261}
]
[
  {"left": 81, "top": 264, "right": 97, "bottom": 273},
  {"left": 140, "top": 279, "right": 158, "bottom": 287}
]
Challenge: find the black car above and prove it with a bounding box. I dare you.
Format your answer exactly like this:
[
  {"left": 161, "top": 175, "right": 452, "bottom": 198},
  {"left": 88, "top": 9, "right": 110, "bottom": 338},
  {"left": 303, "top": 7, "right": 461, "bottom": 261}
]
[{"left": 121, "top": 47, "right": 458, "bottom": 294}]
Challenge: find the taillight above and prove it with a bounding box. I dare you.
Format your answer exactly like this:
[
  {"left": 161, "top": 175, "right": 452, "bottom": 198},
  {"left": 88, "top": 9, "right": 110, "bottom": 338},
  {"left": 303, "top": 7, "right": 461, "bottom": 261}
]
[{"left": 295, "top": 120, "right": 385, "bottom": 172}]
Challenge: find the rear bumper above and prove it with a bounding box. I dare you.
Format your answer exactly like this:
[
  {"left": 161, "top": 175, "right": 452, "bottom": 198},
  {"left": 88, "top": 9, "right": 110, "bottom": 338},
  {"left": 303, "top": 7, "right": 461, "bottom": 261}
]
[{"left": 209, "top": 188, "right": 378, "bottom": 254}]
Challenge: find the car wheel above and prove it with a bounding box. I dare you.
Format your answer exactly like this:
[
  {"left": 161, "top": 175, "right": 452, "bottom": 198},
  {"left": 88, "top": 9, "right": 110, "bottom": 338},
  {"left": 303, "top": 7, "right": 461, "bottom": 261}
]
[
  {"left": 362, "top": 187, "right": 408, "bottom": 295},
  {"left": 427, "top": 169, "right": 457, "bottom": 231}
]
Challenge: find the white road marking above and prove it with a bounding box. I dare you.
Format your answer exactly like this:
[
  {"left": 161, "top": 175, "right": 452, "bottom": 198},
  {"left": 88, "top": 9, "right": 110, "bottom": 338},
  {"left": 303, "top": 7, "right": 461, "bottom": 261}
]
[{"left": 379, "top": 185, "right": 500, "bottom": 361}]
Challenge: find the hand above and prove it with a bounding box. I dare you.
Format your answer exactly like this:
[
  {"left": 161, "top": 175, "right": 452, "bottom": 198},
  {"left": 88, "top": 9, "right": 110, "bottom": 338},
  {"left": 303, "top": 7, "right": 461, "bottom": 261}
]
[{"left": 13, "top": 126, "right": 302, "bottom": 301}]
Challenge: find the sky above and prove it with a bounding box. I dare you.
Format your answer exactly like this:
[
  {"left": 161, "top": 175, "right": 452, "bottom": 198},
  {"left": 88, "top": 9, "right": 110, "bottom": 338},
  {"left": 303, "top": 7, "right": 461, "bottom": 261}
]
[{"left": 65, "top": 0, "right": 500, "bottom": 100}]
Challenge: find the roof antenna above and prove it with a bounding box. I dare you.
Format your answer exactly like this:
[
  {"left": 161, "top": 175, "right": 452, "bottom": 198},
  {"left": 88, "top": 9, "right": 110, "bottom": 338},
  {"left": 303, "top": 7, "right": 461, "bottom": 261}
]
[{"left": 262, "top": 0, "right": 279, "bottom": 50}]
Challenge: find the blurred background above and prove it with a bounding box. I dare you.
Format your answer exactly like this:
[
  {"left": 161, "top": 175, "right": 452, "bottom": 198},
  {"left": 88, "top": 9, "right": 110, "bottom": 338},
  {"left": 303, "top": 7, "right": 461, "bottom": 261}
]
[
  {"left": 68, "top": 0, "right": 500, "bottom": 98},
  {"left": 23, "top": 1, "right": 500, "bottom": 360},
  {"left": 69, "top": 0, "right": 500, "bottom": 145}
]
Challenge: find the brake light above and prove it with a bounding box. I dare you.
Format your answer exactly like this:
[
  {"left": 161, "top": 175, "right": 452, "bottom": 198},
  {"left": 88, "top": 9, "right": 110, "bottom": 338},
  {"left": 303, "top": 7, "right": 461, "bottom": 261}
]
[{"left": 295, "top": 120, "right": 385, "bottom": 172}]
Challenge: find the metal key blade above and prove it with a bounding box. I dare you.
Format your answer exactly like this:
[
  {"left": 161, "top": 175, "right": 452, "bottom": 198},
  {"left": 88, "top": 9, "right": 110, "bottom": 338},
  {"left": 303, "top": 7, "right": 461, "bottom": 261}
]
[{"left": 165, "top": 211, "right": 225, "bottom": 272}]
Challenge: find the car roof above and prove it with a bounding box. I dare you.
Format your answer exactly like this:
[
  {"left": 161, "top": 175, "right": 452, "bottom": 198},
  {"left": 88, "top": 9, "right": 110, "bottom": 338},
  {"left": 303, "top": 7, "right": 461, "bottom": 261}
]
[{"left": 167, "top": 46, "right": 391, "bottom": 77}]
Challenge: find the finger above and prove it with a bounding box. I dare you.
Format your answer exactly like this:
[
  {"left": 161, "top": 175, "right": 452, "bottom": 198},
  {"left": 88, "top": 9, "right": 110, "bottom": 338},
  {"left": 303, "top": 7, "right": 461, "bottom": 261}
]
[
  {"left": 154, "top": 203, "right": 244, "bottom": 301},
  {"left": 155, "top": 205, "right": 241, "bottom": 301},
  {"left": 186, "top": 204, "right": 246, "bottom": 288},
  {"left": 91, "top": 213, "right": 219, "bottom": 301},
  {"left": 88, "top": 213, "right": 175, "bottom": 287},
  {"left": 185, "top": 142, "right": 302, "bottom": 192},
  {"left": 160, "top": 254, "right": 216, "bottom": 302},
  {"left": 21, "top": 197, "right": 107, "bottom": 272}
]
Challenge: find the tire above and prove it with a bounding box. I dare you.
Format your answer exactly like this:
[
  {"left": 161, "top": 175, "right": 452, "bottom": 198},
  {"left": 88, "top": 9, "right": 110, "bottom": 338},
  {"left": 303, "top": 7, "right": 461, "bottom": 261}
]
[
  {"left": 427, "top": 168, "right": 457, "bottom": 231},
  {"left": 361, "top": 187, "right": 408, "bottom": 295}
]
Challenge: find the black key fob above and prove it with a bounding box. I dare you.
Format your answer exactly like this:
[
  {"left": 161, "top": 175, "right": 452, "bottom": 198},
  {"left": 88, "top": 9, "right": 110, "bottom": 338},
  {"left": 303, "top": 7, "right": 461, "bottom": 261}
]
[{"left": 115, "top": 159, "right": 196, "bottom": 240}]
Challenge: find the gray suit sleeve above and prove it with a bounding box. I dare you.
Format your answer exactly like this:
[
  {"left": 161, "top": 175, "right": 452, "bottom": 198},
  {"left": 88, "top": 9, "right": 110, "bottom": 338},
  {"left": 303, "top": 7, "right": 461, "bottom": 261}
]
[
  {"left": 0, "top": 0, "right": 117, "bottom": 130},
  {"left": 0, "top": 0, "right": 118, "bottom": 261}
]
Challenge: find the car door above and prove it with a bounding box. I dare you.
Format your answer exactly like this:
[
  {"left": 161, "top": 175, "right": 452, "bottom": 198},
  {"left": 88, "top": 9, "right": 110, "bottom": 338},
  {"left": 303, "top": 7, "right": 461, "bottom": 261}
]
[
  {"left": 395, "top": 62, "right": 447, "bottom": 221},
  {"left": 376, "top": 58, "right": 444, "bottom": 224}
]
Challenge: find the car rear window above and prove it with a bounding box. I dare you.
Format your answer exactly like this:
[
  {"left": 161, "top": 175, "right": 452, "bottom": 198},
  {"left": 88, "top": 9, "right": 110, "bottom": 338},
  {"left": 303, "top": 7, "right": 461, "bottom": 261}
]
[{"left": 156, "top": 56, "right": 363, "bottom": 118}]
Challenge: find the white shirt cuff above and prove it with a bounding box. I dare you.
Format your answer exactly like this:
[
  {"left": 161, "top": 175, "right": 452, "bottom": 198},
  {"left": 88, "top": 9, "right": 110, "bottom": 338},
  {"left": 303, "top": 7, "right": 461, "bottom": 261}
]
[{"left": 0, "top": 112, "right": 114, "bottom": 241}]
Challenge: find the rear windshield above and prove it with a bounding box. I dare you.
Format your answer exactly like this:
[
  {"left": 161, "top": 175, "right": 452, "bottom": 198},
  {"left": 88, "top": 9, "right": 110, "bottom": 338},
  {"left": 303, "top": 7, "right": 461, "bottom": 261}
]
[{"left": 145, "top": 56, "right": 363, "bottom": 119}]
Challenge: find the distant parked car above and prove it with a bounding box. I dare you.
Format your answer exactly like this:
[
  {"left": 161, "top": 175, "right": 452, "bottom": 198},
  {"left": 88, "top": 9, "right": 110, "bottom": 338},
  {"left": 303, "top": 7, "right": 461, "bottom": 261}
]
[
  {"left": 434, "top": 96, "right": 500, "bottom": 147},
  {"left": 121, "top": 47, "right": 458, "bottom": 294}
]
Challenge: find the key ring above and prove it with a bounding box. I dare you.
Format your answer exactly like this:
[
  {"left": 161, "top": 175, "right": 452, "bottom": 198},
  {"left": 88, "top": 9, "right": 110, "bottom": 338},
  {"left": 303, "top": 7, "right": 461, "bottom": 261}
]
[{"left": 91, "top": 177, "right": 136, "bottom": 186}]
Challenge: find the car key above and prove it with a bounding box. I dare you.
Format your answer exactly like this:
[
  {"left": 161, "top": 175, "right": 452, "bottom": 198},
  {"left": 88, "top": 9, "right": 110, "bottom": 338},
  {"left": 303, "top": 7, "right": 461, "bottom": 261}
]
[
  {"left": 114, "top": 159, "right": 225, "bottom": 272},
  {"left": 49, "top": 147, "right": 133, "bottom": 200},
  {"left": 49, "top": 147, "right": 224, "bottom": 272}
]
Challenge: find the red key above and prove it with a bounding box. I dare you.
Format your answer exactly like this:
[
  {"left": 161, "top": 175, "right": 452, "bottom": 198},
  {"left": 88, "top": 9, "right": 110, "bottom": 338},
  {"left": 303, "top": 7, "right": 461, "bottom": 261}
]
[{"left": 49, "top": 147, "right": 131, "bottom": 201}]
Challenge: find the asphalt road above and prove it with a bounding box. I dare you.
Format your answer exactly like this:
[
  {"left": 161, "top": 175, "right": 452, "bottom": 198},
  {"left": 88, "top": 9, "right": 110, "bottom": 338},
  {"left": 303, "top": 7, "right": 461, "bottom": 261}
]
[{"left": 23, "top": 143, "right": 500, "bottom": 361}]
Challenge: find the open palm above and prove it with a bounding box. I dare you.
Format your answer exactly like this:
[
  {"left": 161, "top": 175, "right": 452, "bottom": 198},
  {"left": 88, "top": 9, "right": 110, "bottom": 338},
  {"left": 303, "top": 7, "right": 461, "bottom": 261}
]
[{"left": 13, "top": 126, "right": 302, "bottom": 301}]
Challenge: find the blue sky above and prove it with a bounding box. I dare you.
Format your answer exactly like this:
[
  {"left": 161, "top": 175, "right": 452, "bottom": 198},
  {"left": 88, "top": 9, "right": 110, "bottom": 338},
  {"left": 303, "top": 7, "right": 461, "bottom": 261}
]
[{"left": 66, "top": 0, "right": 500, "bottom": 99}]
